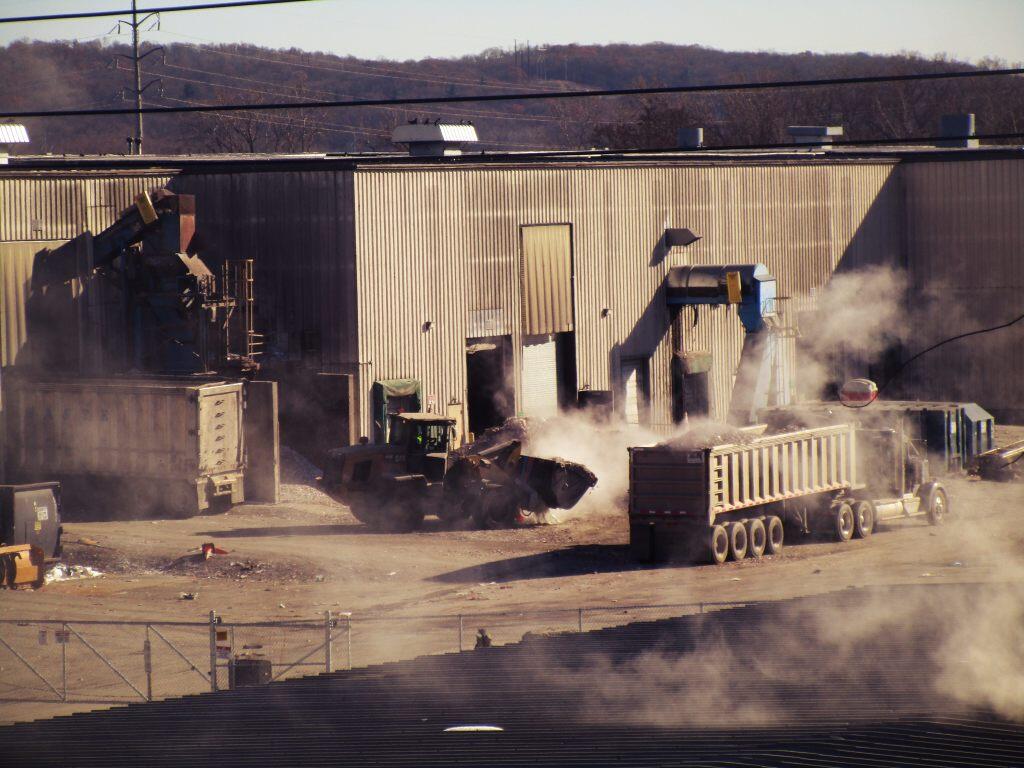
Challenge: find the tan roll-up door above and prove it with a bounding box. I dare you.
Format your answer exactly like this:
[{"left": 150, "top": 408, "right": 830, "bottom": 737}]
[{"left": 520, "top": 224, "right": 573, "bottom": 336}]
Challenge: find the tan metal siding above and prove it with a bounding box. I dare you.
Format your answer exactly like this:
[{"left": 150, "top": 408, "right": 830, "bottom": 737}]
[
  {"left": 903, "top": 158, "right": 1024, "bottom": 412},
  {"left": 520, "top": 224, "right": 573, "bottom": 335},
  {"left": 0, "top": 239, "right": 82, "bottom": 368},
  {"left": 353, "top": 161, "right": 901, "bottom": 435},
  {"left": 0, "top": 173, "right": 173, "bottom": 241}
]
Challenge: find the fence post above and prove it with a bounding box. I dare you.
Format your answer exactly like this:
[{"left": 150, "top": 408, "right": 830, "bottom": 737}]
[
  {"left": 208, "top": 610, "right": 218, "bottom": 692},
  {"left": 61, "top": 622, "right": 68, "bottom": 702},
  {"left": 143, "top": 626, "right": 153, "bottom": 701},
  {"left": 345, "top": 614, "right": 352, "bottom": 670},
  {"left": 578, "top": 607, "right": 584, "bottom": 633},
  {"left": 458, "top": 615, "right": 464, "bottom": 652},
  {"left": 324, "top": 611, "right": 332, "bottom": 673}
]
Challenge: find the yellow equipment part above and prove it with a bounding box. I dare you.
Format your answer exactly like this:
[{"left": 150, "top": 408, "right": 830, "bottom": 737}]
[
  {"left": 725, "top": 270, "right": 743, "bottom": 304},
  {"left": 0, "top": 544, "right": 45, "bottom": 589}
]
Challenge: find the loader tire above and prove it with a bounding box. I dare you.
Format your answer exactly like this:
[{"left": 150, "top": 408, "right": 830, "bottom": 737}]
[
  {"left": 833, "top": 501, "right": 855, "bottom": 542},
  {"left": 473, "top": 493, "right": 518, "bottom": 530},
  {"left": 853, "top": 501, "right": 875, "bottom": 539},
  {"left": 709, "top": 525, "right": 729, "bottom": 565},
  {"left": 728, "top": 522, "right": 748, "bottom": 561},
  {"left": 746, "top": 518, "right": 767, "bottom": 558},
  {"left": 765, "top": 516, "right": 784, "bottom": 556}
]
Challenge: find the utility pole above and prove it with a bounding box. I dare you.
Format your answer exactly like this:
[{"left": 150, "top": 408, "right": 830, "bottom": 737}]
[
  {"left": 113, "top": 2, "right": 162, "bottom": 154},
  {"left": 131, "top": 0, "right": 143, "bottom": 152}
]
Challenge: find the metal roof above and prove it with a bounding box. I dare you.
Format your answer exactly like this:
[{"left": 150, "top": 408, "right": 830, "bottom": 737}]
[
  {"left": 3, "top": 584, "right": 1020, "bottom": 767},
  {"left": 2, "top": 144, "right": 1021, "bottom": 174}
]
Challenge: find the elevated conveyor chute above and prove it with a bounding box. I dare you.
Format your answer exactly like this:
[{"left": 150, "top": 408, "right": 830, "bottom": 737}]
[{"left": 665, "top": 263, "right": 779, "bottom": 425}]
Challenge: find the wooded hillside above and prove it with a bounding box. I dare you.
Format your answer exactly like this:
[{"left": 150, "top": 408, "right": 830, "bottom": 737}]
[{"left": 4, "top": 39, "right": 1022, "bottom": 154}]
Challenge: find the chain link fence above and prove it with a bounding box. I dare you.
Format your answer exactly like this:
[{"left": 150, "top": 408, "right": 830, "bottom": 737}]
[{"left": 0, "top": 600, "right": 755, "bottom": 720}]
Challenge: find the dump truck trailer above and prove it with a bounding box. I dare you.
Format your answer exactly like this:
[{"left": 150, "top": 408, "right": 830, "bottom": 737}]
[
  {"left": 3, "top": 377, "right": 246, "bottom": 517},
  {"left": 629, "top": 422, "right": 947, "bottom": 564}
]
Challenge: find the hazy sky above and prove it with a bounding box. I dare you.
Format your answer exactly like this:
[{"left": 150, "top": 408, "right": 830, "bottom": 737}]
[{"left": 2, "top": 0, "right": 1022, "bottom": 65}]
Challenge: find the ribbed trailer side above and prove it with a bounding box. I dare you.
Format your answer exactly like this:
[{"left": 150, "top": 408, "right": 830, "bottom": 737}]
[{"left": 707, "top": 424, "right": 858, "bottom": 523}]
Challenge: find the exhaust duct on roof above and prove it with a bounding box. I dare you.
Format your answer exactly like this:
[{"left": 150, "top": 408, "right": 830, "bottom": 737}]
[{"left": 391, "top": 120, "right": 479, "bottom": 157}]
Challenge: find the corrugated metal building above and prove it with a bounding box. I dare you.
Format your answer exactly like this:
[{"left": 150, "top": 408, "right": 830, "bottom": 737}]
[{"left": 1, "top": 146, "right": 1021, "bottom": 449}]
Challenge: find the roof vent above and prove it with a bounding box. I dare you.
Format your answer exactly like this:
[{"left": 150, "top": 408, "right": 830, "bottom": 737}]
[
  {"left": 937, "top": 113, "right": 978, "bottom": 149},
  {"left": 0, "top": 123, "right": 29, "bottom": 165},
  {"left": 677, "top": 127, "right": 704, "bottom": 149},
  {"left": 787, "top": 125, "right": 843, "bottom": 148},
  {"left": 391, "top": 120, "right": 479, "bottom": 157}
]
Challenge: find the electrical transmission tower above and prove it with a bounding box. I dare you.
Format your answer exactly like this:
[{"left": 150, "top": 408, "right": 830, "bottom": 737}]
[{"left": 112, "top": 1, "right": 163, "bottom": 154}]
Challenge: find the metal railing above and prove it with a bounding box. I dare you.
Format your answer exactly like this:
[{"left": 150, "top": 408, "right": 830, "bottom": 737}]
[{"left": 0, "top": 599, "right": 756, "bottom": 720}]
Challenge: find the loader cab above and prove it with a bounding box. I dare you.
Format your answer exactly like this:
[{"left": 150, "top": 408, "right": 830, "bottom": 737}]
[{"left": 387, "top": 413, "right": 456, "bottom": 482}]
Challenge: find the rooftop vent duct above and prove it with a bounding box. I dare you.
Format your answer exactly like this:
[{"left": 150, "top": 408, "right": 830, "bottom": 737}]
[
  {"left": 677, "top": 127, "right": 704, "bottom": 149},
  {"left": 391, "top": 120, "right": 479, "bottom": 157},
  {"left": 787, "top": 125, "right": 843, "bottom": 148},
  {"left": 0, "top": 123, "right": 29, "bottom": 165},
  {"left": 937, "top": 113, "right": 978, "bottom": 148}
]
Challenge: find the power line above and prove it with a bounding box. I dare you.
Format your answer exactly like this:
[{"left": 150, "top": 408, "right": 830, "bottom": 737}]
[
  {"left": 155, "top": 35, "right": 563, "bottom": 93},
  {"left": 875, "top": 311, "right": 1024, "bottom": 395},
  {"left": 6, "top": 65, "right": 1024, "bottom": 120},
  {"left": 0, "top": 0, "right": 314, "bottom": 24},
  {"left": 156, "top": 60, "right": 603, "bottom": 125}
]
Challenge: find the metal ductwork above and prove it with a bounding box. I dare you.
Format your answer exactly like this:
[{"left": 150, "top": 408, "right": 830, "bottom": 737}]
[{"left": 391, "top": 121, "right": 479, "bottom": 157}]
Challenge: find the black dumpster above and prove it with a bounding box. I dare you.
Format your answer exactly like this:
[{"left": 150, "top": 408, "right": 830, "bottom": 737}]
[{"left": 0, "top": 482, "right": 62, "bottom": 558}]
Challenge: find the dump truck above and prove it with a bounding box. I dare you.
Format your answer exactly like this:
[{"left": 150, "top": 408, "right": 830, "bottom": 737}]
[
  {"left": 629, "top": 419, "right": 948, "bottom": 564},
  {"left": 322, "top": 413, "right": 597, "bottom": 531}
]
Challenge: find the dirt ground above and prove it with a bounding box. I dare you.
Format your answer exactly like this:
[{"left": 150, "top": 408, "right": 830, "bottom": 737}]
[
  {"left": 6, "top": 427, "right": 1023, "bottom": 621},
  {"left": 2, "top": 426, "right": 1022, "bottom": 723}
]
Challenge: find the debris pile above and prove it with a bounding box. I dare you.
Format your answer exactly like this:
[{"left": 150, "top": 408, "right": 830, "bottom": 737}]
[{"left": 660, "top": 421, "right": 757, "bottom": 450}]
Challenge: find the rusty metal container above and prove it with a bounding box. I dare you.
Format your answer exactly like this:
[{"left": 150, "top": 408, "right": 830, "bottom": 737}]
[{"left": 2, "top": 377, "right": 245, "bottom": 516}]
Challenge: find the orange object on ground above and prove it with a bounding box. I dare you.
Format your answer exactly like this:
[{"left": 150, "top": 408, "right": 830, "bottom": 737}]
[{"left": 0, "top": 544, "right": 45, "bottom": 589}]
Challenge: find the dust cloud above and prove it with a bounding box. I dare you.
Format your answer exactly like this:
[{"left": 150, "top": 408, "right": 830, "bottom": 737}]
[{"left": 536, "top": 479, "right": 1024, "bottom": 728}]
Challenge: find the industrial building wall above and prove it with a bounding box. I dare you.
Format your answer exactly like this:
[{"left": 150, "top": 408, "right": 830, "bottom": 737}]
[
  {"left": 169, "top": 169, "right": 358, "bottom": 370},
  {"left": 903, "top": 158, "right": 1024, "bottom": 419},
  {"left": 352, "top": 160, "right": 901, "bottom": 437}
]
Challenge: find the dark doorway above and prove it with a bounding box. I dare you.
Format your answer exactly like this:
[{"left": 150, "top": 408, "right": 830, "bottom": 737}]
[{"left": 466, "top": 336, "right": 512, "bottom": 437}]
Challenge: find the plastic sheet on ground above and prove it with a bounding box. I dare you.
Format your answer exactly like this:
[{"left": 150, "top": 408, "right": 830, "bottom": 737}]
[{"left": 44, "top": 564, "right": 104, "bottom": 584}]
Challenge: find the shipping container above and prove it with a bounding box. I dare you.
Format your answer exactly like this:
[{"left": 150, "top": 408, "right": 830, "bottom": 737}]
[{"left": 2, "top": 377, "right": 245, "bottom": 516}]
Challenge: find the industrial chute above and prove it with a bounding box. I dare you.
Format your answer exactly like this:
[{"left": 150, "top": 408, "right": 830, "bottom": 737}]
[{"left": 665, "top": 263, "right": 782, "bottom": 425}]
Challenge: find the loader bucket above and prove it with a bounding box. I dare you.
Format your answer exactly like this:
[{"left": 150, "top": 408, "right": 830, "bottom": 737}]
[{"left": 517, "top": 455, "right": 598, "bottom": 511}]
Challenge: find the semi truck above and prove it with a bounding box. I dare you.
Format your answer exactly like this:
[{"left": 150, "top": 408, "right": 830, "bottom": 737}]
[{"left": 628, "top": 418, "right": 949, "bottom": 564}]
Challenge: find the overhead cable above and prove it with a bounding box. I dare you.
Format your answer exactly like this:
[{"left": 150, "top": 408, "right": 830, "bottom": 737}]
[
  {"left": 0, "top": 0, "right": 315, "bottom": 24},
  {"left": 5, "top": 66, "right": 1024, "bottom": 120}
]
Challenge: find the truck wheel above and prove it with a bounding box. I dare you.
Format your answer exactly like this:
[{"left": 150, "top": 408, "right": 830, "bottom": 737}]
[
  {"left": 853, "top": 501, "right": 875, "bottom": 538},
  {"left": 833, "top": 502, "right": 854, "bottom": 542},
  {"left": 927, "top": 488, "right": 949, "bottom": 526},
  {"left": 473, "top": 493, "right": 517, "bottom": 529},
  {"left": 382, "top": 506, "right": 426, "bottom": 532},
  {"left": 746, "top": 518, "right": 766, "bottom": 558},
  {"left": 728, "top": 522, "right": 748, "bottom": 561},
  {"left": 765, "top": 516, "right": 784, "bottom": 555},
  {"left": 709, "top": 525, "right": 729, "bottom": 565}
]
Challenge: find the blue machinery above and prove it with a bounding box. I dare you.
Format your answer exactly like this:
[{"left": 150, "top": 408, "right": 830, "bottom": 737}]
[{"left": 665, "top": 263, "right": 780, "bottom": 425}]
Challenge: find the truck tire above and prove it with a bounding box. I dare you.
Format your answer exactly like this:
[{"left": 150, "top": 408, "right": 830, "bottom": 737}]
[
  {"left": 746, "top": 518, "right": 767, "bottom": 558},
  {"left": 709, "top": 525, "right": 729, "bottom": 565},
  {"left": 765, "top": 515, "right": 784, "bottom": 555},
  {"left": 853, "top": 501, "right": 875, "bottom": 538},
  {"left": 832, "top": 501, "right": 854, "bottom": 542},
  {"left": 473, "top": 492, "right": 518, "bottom": 529},
  {"left": 927, "top": 487, "right": 949, "bottom": 526},
  {"left": 728, "top": 522, "right": 748, "bottom": 561},
  {"left": 381, "top": 506, "right": 426, "bottom": 532}
]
